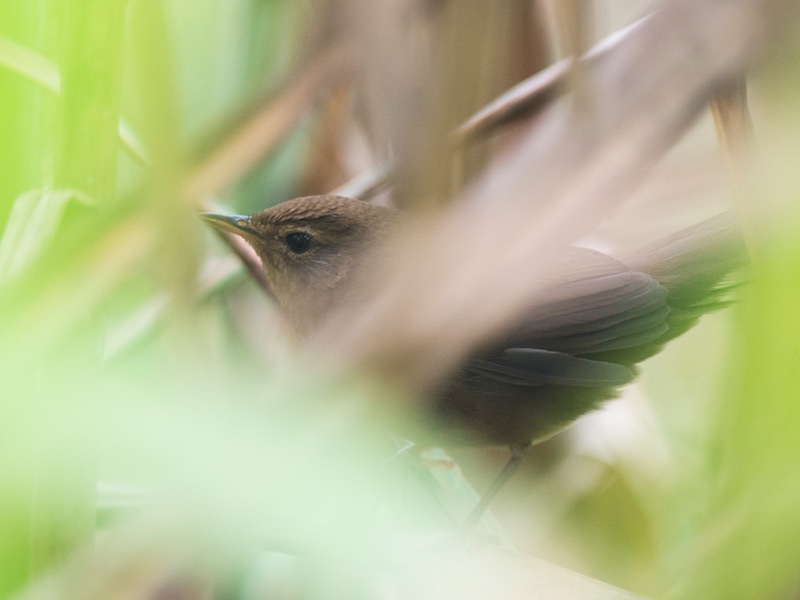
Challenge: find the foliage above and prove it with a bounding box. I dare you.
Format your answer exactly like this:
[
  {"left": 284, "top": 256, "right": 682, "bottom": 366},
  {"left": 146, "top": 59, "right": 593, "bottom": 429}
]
[{"left": 1, "top": 1, "right": 800, "bottom": 599}]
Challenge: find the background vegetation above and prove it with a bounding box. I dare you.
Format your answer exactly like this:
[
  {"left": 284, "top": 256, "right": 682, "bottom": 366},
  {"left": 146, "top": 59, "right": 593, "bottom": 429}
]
[{"left": 1, "top": 1, "right": 800, "bottom": 599}]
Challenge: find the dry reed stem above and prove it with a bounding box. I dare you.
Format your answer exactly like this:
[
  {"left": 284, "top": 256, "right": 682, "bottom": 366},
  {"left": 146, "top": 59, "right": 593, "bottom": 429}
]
[
  {"left": 185, "top": 41, "right": 356, "bottom": 200},
  {"left": 315, "top": 0, "right": 795, "bottom": 391},
  {"left": 339, "top": 16, "right": 650, "bottom": 200},
  {"left": 710, "top": 80, "right": 760, "bottom": 263}
]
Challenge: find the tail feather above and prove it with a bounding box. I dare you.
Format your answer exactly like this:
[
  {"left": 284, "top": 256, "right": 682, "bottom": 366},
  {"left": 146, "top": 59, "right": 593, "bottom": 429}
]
[
  {"left": 624, "top": 211, "right": 746, "bottom": 305},
  {"left": 587, "top": 212, "right": 747, "bottom": 364}
]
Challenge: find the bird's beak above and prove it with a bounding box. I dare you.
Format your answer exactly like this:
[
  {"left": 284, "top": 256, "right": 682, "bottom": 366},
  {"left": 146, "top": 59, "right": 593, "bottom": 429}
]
[{"left": 198, "top": 212, "right": 260, "bottom": 241}]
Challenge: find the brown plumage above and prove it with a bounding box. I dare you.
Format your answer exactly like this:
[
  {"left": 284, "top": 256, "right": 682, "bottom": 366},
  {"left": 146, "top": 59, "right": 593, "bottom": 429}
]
[
  {"left": 201, "top": 195, "right": 745, "bottom": 448},
  {"left": 203, "top": 196, "right": 397, "bottom": 334}
]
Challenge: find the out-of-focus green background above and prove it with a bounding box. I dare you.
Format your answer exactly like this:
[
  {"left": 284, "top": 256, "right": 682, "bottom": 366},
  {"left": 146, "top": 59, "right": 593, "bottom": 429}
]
[{"left": 2, "top": 1, "right": 800, "bottom": 599}]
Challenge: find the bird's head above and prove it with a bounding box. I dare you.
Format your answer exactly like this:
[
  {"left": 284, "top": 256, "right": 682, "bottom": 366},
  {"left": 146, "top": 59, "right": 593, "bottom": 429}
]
[{"left": 201, "top": 195, "right": 396, "bottom": 331}]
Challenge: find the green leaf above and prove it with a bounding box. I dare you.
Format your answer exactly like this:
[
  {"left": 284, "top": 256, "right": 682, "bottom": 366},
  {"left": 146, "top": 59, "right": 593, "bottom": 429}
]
[
  {"left": 0, "top": 188, "right": 93, "bottom": 282},
  {"left": 0, "top": 34, "right": 149, "bottom": 168},
  {"left": 0, "top": 33, "right": 60, "bottom": 93}
]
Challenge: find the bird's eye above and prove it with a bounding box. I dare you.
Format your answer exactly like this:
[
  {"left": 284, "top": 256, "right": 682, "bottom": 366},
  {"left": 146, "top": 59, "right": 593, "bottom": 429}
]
[{"left": 285, "top": 231, "right": 313, "bottom": 254}]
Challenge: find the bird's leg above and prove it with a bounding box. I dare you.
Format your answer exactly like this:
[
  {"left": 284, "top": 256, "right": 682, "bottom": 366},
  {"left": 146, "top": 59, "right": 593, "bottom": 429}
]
[{"left": 462, "top": 442, "right": 529, "bottom": 531}]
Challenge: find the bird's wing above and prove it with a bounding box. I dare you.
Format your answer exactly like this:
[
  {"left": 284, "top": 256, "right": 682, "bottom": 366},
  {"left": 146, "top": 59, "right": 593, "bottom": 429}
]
[
  {"left": 474, "top": 214, "right": 744, "bottom": 385},
  {"left": 622, "top": 211, "right": 745, "bottom": 342},
  {"left": 502, "top": 247, "right": 673, "bottom": 357},
  {"left": 469, "top": 348, "right": 636, "bottom": 387}
]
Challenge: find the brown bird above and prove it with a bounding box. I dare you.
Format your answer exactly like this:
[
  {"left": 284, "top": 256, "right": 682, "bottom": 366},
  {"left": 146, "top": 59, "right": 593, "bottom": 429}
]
[{"left": 201, "top": 195, "right": 744, "bottom": 520}]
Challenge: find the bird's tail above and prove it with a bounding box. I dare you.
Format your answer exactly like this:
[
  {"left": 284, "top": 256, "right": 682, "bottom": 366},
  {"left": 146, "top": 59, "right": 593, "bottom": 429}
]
[{"left": 624, "top": 211, "right": 748, "bottom": 343}]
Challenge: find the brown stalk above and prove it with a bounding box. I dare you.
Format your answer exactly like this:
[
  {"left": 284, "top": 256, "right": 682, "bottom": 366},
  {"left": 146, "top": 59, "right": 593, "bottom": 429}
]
[
  {"left": 185, "top": 41, "right": 356, "bottom": 201},
  {"left": 209, "top": 230, "right": 273, "bottom": 297},
  {"left": 710, "top": 79, "right": 759, "bottom": 262},
  {"left": 315, "top": 0, "right": 796, "bottom": 391},
  {"left": 338, "top": 15, "right": 651, "bottom": 201}
]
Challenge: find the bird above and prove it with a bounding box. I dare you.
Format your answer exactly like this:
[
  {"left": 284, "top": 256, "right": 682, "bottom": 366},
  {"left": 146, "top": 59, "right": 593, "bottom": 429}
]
[{"left": 201, "top": 195, "right": 745, "bottom": 522}]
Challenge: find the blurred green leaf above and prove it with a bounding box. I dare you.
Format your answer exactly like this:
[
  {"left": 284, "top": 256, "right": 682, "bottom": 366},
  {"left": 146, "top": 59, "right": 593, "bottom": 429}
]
[
  {"left": 0, "top": 33, "right": 59, "bottom": 93},
  {"left": 0, "top": 27, "right": 148, "bottom": 170},
  {"left": 0, "top": 188, "right": 93, "bottom": 282}
]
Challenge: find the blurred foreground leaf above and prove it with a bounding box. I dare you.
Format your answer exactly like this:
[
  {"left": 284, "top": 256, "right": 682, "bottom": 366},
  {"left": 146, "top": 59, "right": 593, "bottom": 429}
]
[
  {"left": 0, "top": 33, "right": 59, "bottom": 92},
  {"left": 0, "top": 189, "right": 93, "bottom": 282}
]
